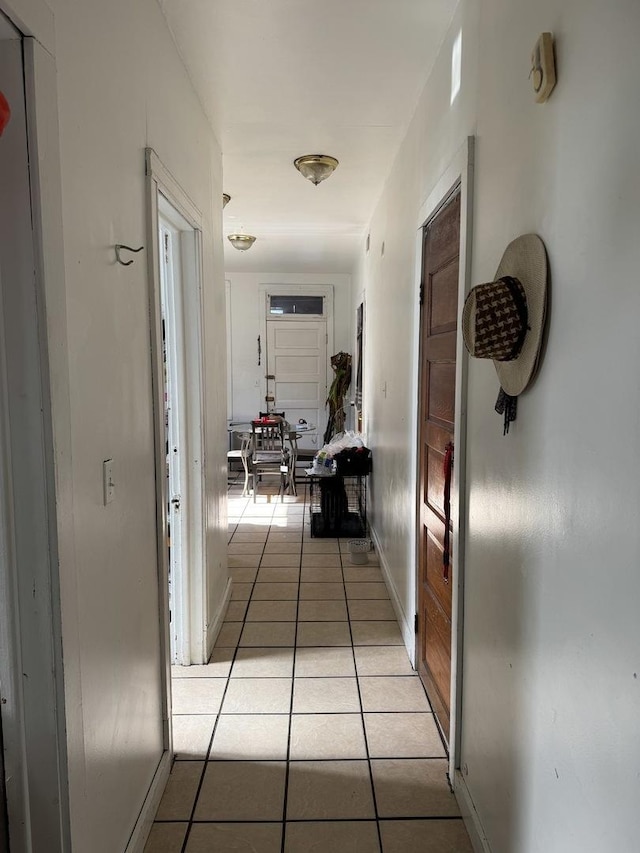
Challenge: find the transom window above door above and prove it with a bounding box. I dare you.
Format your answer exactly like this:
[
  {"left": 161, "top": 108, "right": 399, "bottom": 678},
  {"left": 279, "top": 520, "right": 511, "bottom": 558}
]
[{"left": 268, "top": 295, "right": 325, "bottom": 317}]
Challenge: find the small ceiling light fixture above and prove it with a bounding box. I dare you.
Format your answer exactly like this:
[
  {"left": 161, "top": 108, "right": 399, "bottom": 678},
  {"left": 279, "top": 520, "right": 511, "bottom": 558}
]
[
  {"left": 294, "top": 154, "right": 339, "bottom": 186},
  {"left": 223, "top": 193, "right": 231, "bottom": 208},
  {"left": 227, "top": 233, "right": 256, "bottom": 251}
]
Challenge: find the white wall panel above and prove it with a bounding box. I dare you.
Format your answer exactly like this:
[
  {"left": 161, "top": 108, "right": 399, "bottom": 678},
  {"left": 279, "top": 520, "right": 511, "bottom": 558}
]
[
  {"left": 354, "top": 0, "right": 640, "bottom": 851},
  {"left": 34, "top": 0, "right": 227, "bottom": 849}
]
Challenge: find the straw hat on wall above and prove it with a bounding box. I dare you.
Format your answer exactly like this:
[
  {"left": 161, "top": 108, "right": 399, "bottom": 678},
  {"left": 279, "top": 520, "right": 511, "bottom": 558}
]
[{"left": 462, "top": 234, "right": 549, "bottom": 432}]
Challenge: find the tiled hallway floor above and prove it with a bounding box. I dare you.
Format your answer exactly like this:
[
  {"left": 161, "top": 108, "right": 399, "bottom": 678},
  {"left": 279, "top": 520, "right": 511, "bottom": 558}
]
[{"left": 145, "top": 481, "right": 473, "bottom": 852}]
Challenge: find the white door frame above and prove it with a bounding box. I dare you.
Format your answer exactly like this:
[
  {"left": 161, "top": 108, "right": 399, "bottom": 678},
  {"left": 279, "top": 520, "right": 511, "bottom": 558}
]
[
  {"left": 158, "top": 212, "right": 189, "bottom": 666},
  {"left": 146, "top": 147, "right": 207, "bottom": 678},
  {"left": 259, "top": 284, "right": 334, "bottom": 435},
  {"left": 353, "top": 294, "right": 367, "bottom": 434},
  {"left": 0, "top": 5, "right": 71, "bottom": 849},
  {"left": 225, "top": 278, "right": 233, "bottom": 421},
  {"left": 411, "top": 137, "right": 475, "bottom": 783}
]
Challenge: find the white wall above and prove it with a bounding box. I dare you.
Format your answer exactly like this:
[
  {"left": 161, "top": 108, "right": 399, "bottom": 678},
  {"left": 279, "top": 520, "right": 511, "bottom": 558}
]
[
  {"left": 226, "top": 272, "right": 353, "bottom": 433},
  {"left": 355, "top": 1, "right": 640, "bottom": 851},
  {"left": 34, "top": 0, "right": 227, "bottom": 849},
  {"left": 352, "top": 0, "right": 479, "bottom": 634}
]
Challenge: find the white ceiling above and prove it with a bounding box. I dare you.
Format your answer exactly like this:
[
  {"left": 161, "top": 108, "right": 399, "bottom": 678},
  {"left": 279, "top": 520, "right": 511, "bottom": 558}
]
[{"left": 158, "top": 0, "right": 456, "bottom": 273}]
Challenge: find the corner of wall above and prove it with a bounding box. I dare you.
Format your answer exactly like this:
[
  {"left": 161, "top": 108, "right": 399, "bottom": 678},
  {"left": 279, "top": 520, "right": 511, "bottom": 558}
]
[{"left": 369, "top": 524, "right": 415, "bottom": 666}]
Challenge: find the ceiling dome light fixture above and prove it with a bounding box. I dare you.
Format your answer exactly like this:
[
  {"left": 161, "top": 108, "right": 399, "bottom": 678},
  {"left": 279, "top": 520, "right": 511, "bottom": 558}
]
[
  {"left": 227, "top": 233, "right": 256, "bottom": 251},
  {"left": 223, "top": 193, "right": 231, "bottom": 208},
  {"left": 294, "top": 154, "right": 339, "bottom": 186}
]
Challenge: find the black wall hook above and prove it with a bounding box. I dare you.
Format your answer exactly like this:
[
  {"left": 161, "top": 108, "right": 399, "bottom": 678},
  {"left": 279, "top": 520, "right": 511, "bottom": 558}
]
[{"left": 115, "top": 244, "right": 144, "bottom": 266}]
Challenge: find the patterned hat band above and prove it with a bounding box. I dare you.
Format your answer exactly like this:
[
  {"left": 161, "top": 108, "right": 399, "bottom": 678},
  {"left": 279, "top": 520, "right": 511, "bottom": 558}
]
[{"left": 463, "top": 276, "right": 529, "bottom": 362}]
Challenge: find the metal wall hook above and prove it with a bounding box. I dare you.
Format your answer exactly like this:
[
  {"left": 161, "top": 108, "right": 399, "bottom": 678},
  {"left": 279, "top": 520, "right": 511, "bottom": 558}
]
[{"left": 115, "top": 244, "right": 144, "bottom": 266}]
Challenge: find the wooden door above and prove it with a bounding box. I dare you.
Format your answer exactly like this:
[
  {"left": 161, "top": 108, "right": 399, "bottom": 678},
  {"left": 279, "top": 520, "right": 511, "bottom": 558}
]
[
  {"left": 417, "top": 189, "right": 460, "bottom": 743},
  {"left": 266, "top": 320, "right": 327, "bottom": 451}
]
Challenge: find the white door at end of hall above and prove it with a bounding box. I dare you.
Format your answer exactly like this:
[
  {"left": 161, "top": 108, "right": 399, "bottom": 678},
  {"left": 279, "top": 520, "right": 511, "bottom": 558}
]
[{"left": 266, "top": 320, "right": 327, "bottom": 451}]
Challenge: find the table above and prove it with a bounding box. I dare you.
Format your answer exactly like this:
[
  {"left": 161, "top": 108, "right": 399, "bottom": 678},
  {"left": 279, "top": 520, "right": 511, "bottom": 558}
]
[{"left": 227, "top": 421, "right": 316, "bottom": 496}]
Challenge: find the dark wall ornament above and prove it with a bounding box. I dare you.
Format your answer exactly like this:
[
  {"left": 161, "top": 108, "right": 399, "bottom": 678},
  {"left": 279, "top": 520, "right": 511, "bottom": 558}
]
[{"left": 0, "top": 91, "right": 11, "bottom": 136}]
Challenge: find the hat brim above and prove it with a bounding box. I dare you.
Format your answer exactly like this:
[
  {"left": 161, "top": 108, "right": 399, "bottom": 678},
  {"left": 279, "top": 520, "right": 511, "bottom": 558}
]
[{"left": 492, "top": 234, "right": 548, "bottom": 396}]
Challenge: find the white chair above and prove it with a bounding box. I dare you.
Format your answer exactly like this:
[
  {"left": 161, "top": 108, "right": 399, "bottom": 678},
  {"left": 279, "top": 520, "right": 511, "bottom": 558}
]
[{"left": 227, "top": 431, "right": 254, "bottom": 496}]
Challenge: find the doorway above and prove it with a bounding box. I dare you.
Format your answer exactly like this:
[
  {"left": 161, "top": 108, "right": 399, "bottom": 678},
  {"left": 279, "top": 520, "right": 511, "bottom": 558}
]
[
  {"left": 416, "top": 188, "right": 461, "bottom": 745},
  {"left": 354, "top": 300, "right": 365, "bottom": 433},
  {"left": 158, "top": 202, "right": 196, "bottom": 665},
  {"left": 146, "top": 150, "right": 207, "bottom": 673},
  {"left": 0, "top": 11, "right": 69, "bottom": 849},
  {"left": 262, "top": 287, "right": 333, "bottom": 452},
  {"left": 414, "top": 136, "right": 475, "bottom": 772}
]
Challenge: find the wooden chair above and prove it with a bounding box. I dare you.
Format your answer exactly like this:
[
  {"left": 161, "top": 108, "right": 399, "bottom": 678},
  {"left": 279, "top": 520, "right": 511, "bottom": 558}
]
[
  {"left": 251, "top": 419, "right": 289, "bottom": 502},
  {"left": 285, "top": 428, "right": 301, "bottom": 496}
]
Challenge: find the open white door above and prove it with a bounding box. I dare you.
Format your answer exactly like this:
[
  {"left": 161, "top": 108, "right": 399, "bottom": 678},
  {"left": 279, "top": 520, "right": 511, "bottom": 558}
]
[
  {"left": 147, "top": 151, "right": 207, "bottom": 674},
  {"left": 158, "top": 218, "right": 189, "bottom": 665}
]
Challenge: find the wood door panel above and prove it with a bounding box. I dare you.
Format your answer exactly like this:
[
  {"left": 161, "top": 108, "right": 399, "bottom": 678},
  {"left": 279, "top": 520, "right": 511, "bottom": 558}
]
[
  {"left": 429, "top": 260, "right": 459, "bottom": 334},
  {"left": 428, "top": 362, "right": 456, "bottom": 426},
  {"left": 425, "top": 195, "right": 460, "bottom": 271},
  {"left": 267, "top": 319, "right": 327, "bottom": 450},
  {"left": 426, "top": 447, "right": 445, "bottom": 516},
  {"left": 425, "top": 528, "right": 453, "bottom": 614},
  {"left": 424, "top": 590, "right": 452, "bottom": 702},
  {"left": 275, "top": 355, "right": 321, "bottom": 374},
  {"left": 426, "top": 422, "right": 452, "bottom": 456},
  {"left": 417, "top": 187, "right": 460, "bottom": 747},
  {"left": 425, "top": 333, "right": 456, "bottom": 363}
]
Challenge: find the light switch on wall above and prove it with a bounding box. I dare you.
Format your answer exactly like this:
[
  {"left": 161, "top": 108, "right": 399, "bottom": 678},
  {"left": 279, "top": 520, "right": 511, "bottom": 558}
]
[{"left": 103, "top": 458, "right": 115, "bottom": 505}]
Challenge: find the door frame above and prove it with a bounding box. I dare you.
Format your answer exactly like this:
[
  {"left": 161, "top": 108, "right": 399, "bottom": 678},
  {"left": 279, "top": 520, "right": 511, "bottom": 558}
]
[
  {"left": 145, "top": 147, "right": 207, "bottom": 675},
  {"left": 158, "top": 207, "right": 196, "bottom": 666},
  {"left": 258, "top": 283, "right": 334, "bottom": 441},
  {"left": 411, "top": 136, "right": 474, "bottom": 780},
  {"left": 0, "top": 6, "right": 71, "bottom": 849},
  {"left": 353, "top": 294, "right": 366, "bottom": 434}
]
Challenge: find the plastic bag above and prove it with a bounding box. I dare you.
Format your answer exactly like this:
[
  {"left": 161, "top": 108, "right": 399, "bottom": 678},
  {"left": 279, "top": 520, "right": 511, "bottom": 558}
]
[{"left": 308, "top": 431, "right": 370, "bottom": 476}]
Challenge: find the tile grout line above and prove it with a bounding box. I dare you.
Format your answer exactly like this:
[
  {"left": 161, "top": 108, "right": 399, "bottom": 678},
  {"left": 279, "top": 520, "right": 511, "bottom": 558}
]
[
  {"left": 170, "top": 485, "right": 457, "bottom": 849},
  {"left": 180, "top": 492, "right": 271, "bottom": 853},
  {"left": 169, "top": 815, "right": 466, "bottom": 824},
  {"left": 231, "top": 495, "right": 271, "bottom": 648},
  {"left": 179, "top": 616, "right": 246, "bottom": 851},
  {"left": 340, "top": 546, "right": 385, "bottom": 853},
  {"left": 279, "top": 484, "right": 307, "bottom": 853}
]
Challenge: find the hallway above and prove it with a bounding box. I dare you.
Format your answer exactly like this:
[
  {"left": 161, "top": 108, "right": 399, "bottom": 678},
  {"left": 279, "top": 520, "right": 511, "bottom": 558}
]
[{"left": 144, "top": 480, "right": 473, "bottom": 852}]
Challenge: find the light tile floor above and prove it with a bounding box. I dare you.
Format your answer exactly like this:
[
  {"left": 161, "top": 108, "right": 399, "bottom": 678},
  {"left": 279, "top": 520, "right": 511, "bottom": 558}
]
[{"left": 145, "top": 480, "right": 473, "bottom": 853}]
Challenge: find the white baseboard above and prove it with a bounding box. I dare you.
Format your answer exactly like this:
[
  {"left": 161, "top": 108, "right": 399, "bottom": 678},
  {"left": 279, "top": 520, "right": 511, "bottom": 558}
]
[
  {"left": 369, "top": 524, "right": 416, "bottom": 667},
  {"left": 454, "top": 770, "right": 492, "bottom": 853},
  {"left": 206, "top": 576, "right": 233, "bottom": 660},
  {"left": 125, "top": 750, "right": 171, "bottom": 853}
]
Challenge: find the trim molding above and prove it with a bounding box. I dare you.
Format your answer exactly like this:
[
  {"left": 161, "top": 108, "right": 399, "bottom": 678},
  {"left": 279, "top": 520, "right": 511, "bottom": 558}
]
[
  {"left": 145, "top": 148, "right": 202, "bottom": 228},
  {"left": 1, "top": 0, "right": 55, "bottom": 54},
  {"left": 369, "top": 523, "right": 415, "bottom": 667},
  {"left": 206, "top": 576, "right": 232, "bottom": 658},
  {"left": 124, "top": 751, "right": 172, "bottom": 853},
  {"left": 454, "top": 770, "right": 492, "bottom": 853}
]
